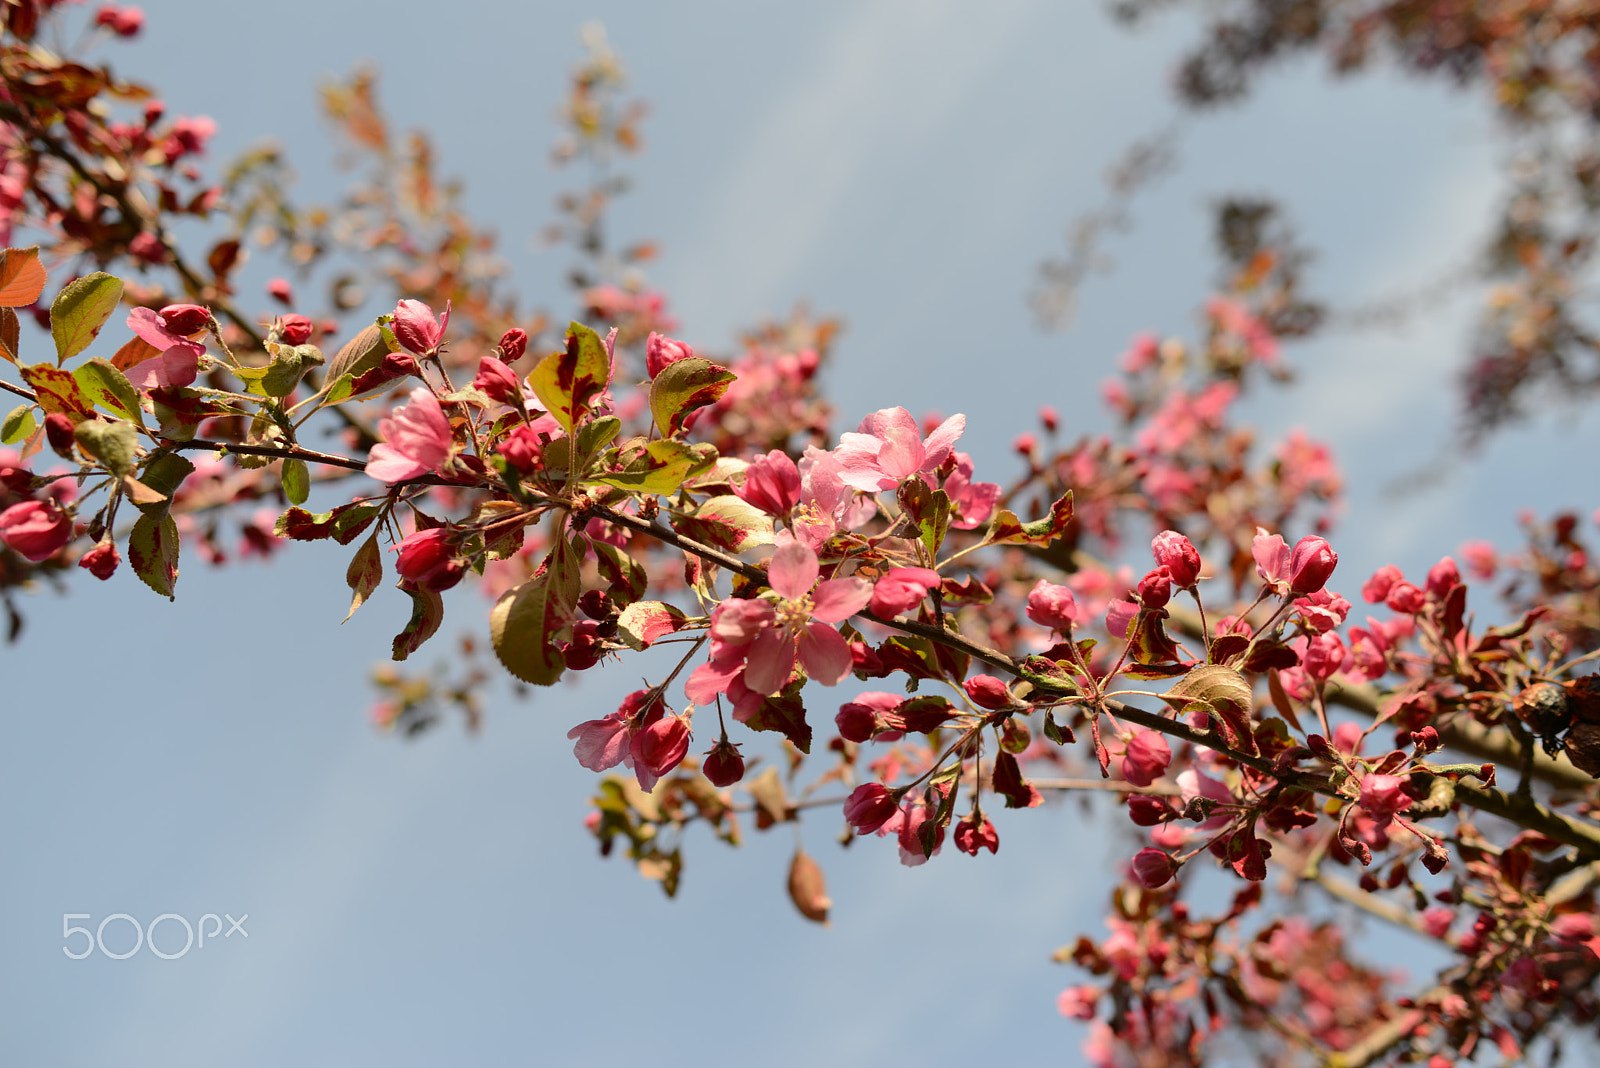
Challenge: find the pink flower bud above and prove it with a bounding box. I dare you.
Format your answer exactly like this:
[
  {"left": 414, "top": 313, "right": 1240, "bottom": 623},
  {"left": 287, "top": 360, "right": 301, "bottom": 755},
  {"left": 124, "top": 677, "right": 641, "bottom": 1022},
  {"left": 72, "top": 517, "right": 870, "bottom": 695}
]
[
  {"left": 0, "top": 500, "right": 72, "bottom": 562},
  {"left": 1151, "top": 530, "right": 1201, "bottom": 587},
  {"left": 1252, "top": 528, "right": 1292, "bottom": 587},
  {"left": 1121, "top": 730, "right": 1171, "bottom": 787},
  {"left": 78, "top": 541, "right": 119, "bottom": 580},
  {"left": 1421, "top": 907, "right": 1455, "bottom": 939},
  {"left": 44, "top": 413, "right": 76, "bottom": 459},
  {"left": 1410, "top": 726, "right": 1440, "bottom": 753},
  {"left": 390, "top": 527, "right": 463, "bottom": 591},
  {"left": 128, "top": 233, "right": 166, "bottom": 263},
  {"left": 1289, "top": 535, "right": 1337, "bottom": 594},
  {"left": 94, "top": 5, "right": 143, "bottom": 37},
  {"left": 159, "top": 303, "right": 210, "bottom": 335},
  {"left": 1026, "top": 579, "right": 1078, "bottom": 632},
  {"left": 701, "top": 739, "right": 745, "bottom": 787},
  {"left": 1302, "top": 631, "right": 1345, "bottom": 681},
  {"left": 1459, "top": 540, "right": 1497, "bottom": 580},
  {"left": 1039, "top": 405, "right": 1059, "bottom": 432},
  {"left": 632, "top": 713, "right": 691, "bottom": 783},
  {"left": 1131, "top": 847, "right": 1177, "bottom": 889},
  {"left": 1362, "top": 564, "right": 1403, "bottom": 604},
  {"left": 953, "top": 814, "right": 999, "bottom": 856},
  {"left": 1126, "top": 794, "right": 1171, "bottom": 826},
  {"left": 645, "top": 332, "right": 695, "bottom": 378},
  {"left": 1136, "top": 566, "right": 1172, "bottom": 609},
  {"left": 735, "top": 450, "right": 801, "bottom": 517},
  {"left": 472, "top": 355, "right": 522, "bottom": 405},
  {"left": 391, "top": 298, "right": 449, "bottom": 356},
  {"left": 497, "top": 327, "right": 528, "bottom": 362},
  {"left": 498, "top": 427, "right": 542, "bottom": 475},
  {"left": 277, "top": 313, "right": 314, "bottom": 345},
  {"left": 843, "top": 783, "right": 897, "bottom": 835},
  {"left": 1425, "top": 556, "right": 1460, "bottom": 597},
  {"left": 1011, "top": 432, "right": 1037, "bottom": 456},
  {"left": 1056, "top": 986, "right": 1097, "bottom": 1020},
  {"left": 963, "top": 674, "right": 1013, "bottom": 711},
  {"left": 267, "top": 277, "right": 293, "bottom": 305},
  {"left": 1385, "top": 581, "right": 1426, "bottom": 615}
]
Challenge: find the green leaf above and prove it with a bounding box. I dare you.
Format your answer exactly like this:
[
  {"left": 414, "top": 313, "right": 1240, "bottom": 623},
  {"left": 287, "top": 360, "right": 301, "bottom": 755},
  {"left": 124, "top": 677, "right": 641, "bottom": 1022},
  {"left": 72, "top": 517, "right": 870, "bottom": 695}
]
[
  {"left": 575, "top": 414, "right": 621, "bottom": 461},
  {"left": 238, "top": 344, "right": 324, "bottom": 398},
  {"left": 592, "top": 438, "right": 705, "bottom": 495},
  {"left": 74, "top": 357, "right": 144, "bottom": 425},
  {"left": 127, "top": 512, "right": 179, "bottom": 599},
  {"left": 281, "top": 457, "right": 310, "bottom": 505},
  {"left": 50, "top": 272, "right": 123, "bottom": 364},
  {"left": 592, "top": 541, "right": 647, "bottom": 607},
  {"left": 19, "top": 362, "right": 94, "bottom": 418},
  {"left": 322, "top": 372, "right": 356, "bottom": 406},
  {"left": 392, "top": 585, "right": 444, "bottom": 660},
  {"left": 649, "top": 356, "right": 736, "bottom": 438},
  {"left": 134, "top": 452, "right": 194, "bottom": 517},
  {"left": 343, "top": 533, "right": 382, "bottom": 622},
  {"left": 898, "top": 479, "right": 951, "bottom": 557},
  {"left": 1, "top": 404, "right": 35, "bottom": 445},
  {"left": 489, "top": 535, "right": 581, "bottom": 684},
  {"left": 671, "top": 494, "right": 775, "bottom": 554},
  {"left": 526, "top": 321, "right": 612, "bottom": 434},
  {"left": 73, "top": 418, "right": 138, "bottom": 478}
]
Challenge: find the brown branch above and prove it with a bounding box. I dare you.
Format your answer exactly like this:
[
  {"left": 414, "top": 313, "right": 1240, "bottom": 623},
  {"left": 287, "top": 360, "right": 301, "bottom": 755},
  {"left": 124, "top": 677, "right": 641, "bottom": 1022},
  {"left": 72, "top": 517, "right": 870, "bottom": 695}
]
[{"left": 0, "top": 377, "right": 36, "bottom": 404}]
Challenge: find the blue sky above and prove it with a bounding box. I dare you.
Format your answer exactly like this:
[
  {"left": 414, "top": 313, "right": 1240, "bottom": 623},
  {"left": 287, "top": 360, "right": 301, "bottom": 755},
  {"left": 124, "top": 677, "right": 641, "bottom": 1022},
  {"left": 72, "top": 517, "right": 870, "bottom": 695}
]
[{"left": 4, "top": 2, "right": 1596, "bottom": 1065}]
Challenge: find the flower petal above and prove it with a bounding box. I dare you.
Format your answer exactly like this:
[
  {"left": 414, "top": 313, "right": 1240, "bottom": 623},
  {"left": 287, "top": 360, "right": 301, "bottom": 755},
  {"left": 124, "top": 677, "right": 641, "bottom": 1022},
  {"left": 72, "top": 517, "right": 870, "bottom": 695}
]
[
  {"left": 797, "top": 622, "right": 853, "bottom": 685},
  {"left": 767, "top": 534, "right": 818, "bottom": 600},
  {"left": 743, "top": 630, "right": 797, "bottom": 695},
  {"left": 810, "top": 576, "right": 872, "bottom": 623}
]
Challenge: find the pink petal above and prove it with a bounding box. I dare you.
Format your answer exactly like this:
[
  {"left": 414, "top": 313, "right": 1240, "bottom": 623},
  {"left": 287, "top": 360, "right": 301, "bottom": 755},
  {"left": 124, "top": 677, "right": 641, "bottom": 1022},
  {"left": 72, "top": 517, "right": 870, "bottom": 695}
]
[
  {"left": 742, "top": 630, "right": 797, "bottom": 695},
  {"left": 797, "top": 623, "right": 853, "bottom": 685},
  {"left": 685, "top": 659, "right": 745, "bottom": 704},
  {"left": 767, "top": 535, "right": 818, "bottom": 600},
  {"left": 919, "top": 413, "right": 966, "bottom": 473},
  {"left": 365, "top": 444, "right": 429, "bottom": 484},
  {"left": 810, "top": 576, "right": 872, "bottom": 623},
  {"left": 122, "top": 347, "right": 198, "bottom": 390}
]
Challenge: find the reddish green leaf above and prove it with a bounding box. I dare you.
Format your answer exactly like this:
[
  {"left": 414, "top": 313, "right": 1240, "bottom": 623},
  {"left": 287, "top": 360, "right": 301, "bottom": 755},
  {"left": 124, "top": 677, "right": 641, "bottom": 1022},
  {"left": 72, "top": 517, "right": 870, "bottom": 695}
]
[
  {"left": 127, "top": 512, "right": 179, "bottom": 599},
  {"left": 671, "top": 494, "right": 774, "bottom": 554},
  {"left": 648, "top": 356, "right": 736, "bottom": 438},
  {"left": 50, "top": 271, "right": 123, "bottom": 364},
  {"left": 743, "top": 682, "right": 812, "bottom": 753},
  {"left": 982, "top": 491, "right": 1075, "bottom": 547},
  {"left": 19, "top": 362, "right": 94, "bottom": 419},
  {"left": 527, "top": 321, "right": 612, "bottom": 434},
  {"left": 0, "top": 306, "right": 19, "bottom": 364},
  {"left": 74, "top": 358, "right": 144, "bottom": 425},
  {"left": 615, "top": 600, "right": 688, "bottom": 649},
  {"left": 344, "top": 533, "right": 382, "bottom": 623},
  {"left": 392, "top": 585, "right": 444, "bottom": 660}
]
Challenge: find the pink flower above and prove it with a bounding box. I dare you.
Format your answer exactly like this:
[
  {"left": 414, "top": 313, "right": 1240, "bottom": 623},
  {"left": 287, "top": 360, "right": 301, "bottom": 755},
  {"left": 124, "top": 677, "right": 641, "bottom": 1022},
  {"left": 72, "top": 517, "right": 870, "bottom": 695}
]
[
  {"left": 78, "top": 541, "right": 119, "bottom": 580},
  {"left": 843, "top": 783, "right": 897, "bottom": 834},
  {"left": 630, "top": 711, "right": 691, "bottom": 789},
  {"left": 366, "top": 388, "right": 454, "bottom": 483},
  {"left": 1302, "top": 631, "right": 1345, "bottom": 681},
  {"left": 1459, "top": 540, "right": 1497, "bottom": 580},
  {"left": 869, "top": 566, "right": 941, "bottom": 618},
  {"left": 1121, "top": 731, "right": 1171, "bottom": 787},
  {"left": 94, "top": 4, "right": 144, "bottom": 36},
  {"left": 124, "top": 306, "right": 207, "bottom": 389},
  {"left": 277, "top": 313, "right": 314, "bottom": 345},
  {"left": 1421, "top": 907, "right": 1456, "bottom": 939},
  {"left": 1289, "top": 535, "right": 1338, "bottom": 594},
  {"left": 1056, "top": 985, "right": 1098, "bottom": 1020},
  {"left": 790, "top": 447, "right": 858, "bottom": 550},
  {"left": 1293, "top": 588, "right": 1351, "bottom": 633},
  {"left": 939, "top": 451, "right": 1000, "bottom": 529},
  {"left": 1105, "top": 599, "right": 1139, "bottom": 640},
  {"left": 896, "top": 801, "right": 944, "bottom": 866},
  {"left": 1359, "top": 773, "right": 1408, "bottom": 826},
  {"left": 266, "top": 277, "right": 293, "bottom": 305},
  {"left": 158, "top": 303, "right": 209, "bottom": 334},
  {"left": 740, "top": 536, "right": 872, "bottom": 693},
  {"left": 1026, "top": 579, "right": 1078, "bottom": 632},
  {"left": 1252, "top": 528, "right": 1292, "bottom": 587},
  {"left": 834, "top": 406, "right": 966, "bottom": 492},
  {"left": 645, "top": 332, "right": 695, "bottom": 378},
  {"left": 567, "top": 711, "right": 632, "bottom": 773},
  {"left": 736, "top": 450, "right": 801, "bottom": 517},
  {"left": 835, "top": 691, "right": 903, "bottom": 742},
  {"left": 1386, "top": 582, "right": 1426, "bottom": 615},
  {"left": 1362, "top": 564, "right": 1403, "bottom": 604},
  {"left": 390, "top": 527, "right": 464, "bottom": 591},
  {"left": 1151, "top": 530, "right": 1201, "bottom": 587},
  {"left": 962, "top": 674, "right": 1013, "bottom": 711},
  {"left": 1426, "top": 556, "right": 1461, "bottom": 597},
  {"left": 0, "top": 500, "right": 72, "bottom": 561},
  {"left": 391, "top": 298, "right": 450, "bottom": 356}
]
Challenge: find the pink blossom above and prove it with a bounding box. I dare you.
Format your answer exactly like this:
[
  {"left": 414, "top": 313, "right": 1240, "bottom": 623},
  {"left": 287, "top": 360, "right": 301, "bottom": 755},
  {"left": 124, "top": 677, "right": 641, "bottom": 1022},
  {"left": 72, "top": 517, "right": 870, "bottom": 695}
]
[
  {"left": 1362, "top": 564, "right": 1403, "bottom": 604},
  {"left": 630, "top": 711, "right": 691, "bottom": 789},
  {"left": 1386, "top": 582, "right": 1426, "bottom": 615},
  {"left": 1421, "top": 907, "right": 1456, "bottom": 939},
  {"left": 1105, "top": 599, "right": 1139, "bottom": 640},
  {"left": 366, "top": 388, "right": 454, "bottom": 483},
  {"left": 740, "top": 536, "right": 872, "bottom": 693},
  {"left": 791, "top": 447, "right": 854, "bottom": 550},
  {"left": 939, "top": 451, "right": 1000, "bottom": 529},
  {"left": 472, "top": 355, "right": 522, "bottom": 404},
  {"left": 93, "top": 4, "right": 144, "bottom": 36},
  {"left": 1176, "top": 769, "right": 1233, "bottom": 829},
  {"left": 1425, "top": 556, "right": 1461, "bottom": 597},
  {"left": 1026, "top": 579, "right": 1079, "bottom": 632},
  {"left": 896, "top": 801, "right": 944, "bottom": 866},
  {"left": 1302, "top": 631, "right": 1345, "bottom": 681},
  {"left": 835, "top": 691, "right": 903, "bottom": 743},
  {"left": 834, "top": 406, "right": 966, "bottom": 492},
  {"left": 391, "top": 527, "right": 464, "bottom": 591},
  {"left": 0, "top": 500, "right": 72, "bottom": 561},
  {"left": 392, "top": 298, "right": 450, "bottom": 356},
  {"left": 953, "top": 814, "right": 999, "bottom": 856},
  {"left": 1459, "top": 540, "right": 1497, "bottom": 580},
  {"left": 78, "top": 541, "right": 119, "bottom": 580},
  {"left": 735, "top": 450, "right": 801, "bottom": 517},
  {"left": 963, "top": 674, "right": 1014, "bottom": 711},
  {"left": 1294, "top": 588, "right": 1351, "bottom": 633},
  {"left": 124, "top": 306, "right": 207, "bottom": 389},
  {"left": 1289, "top": 535, "right": 1338, "bottom": 594},
  {"left": 1057, "top": 985, "right": 1098, "bottom": 1020},
  {"left": 266, "top": 277, "right": 292, "bottom": 304},
  {"left": 869, "top": 566, "right": 941, "bottom": 618},
  {"left": 1121, "top": 731, "right": 1172, "bottom": 787},
  {"left": 567, "top": 711, "right": 632, "bottom": 772},
  {"left": 843, "top": 783, "right": 897, "bottom": 834},
  {"left": 1252, "top": 528, "right": 1292, "bottom": 587},
  {"left": 1151, "top": 530, "right": 1201, "bottom": 587},
  {"left": 1359, "top": 773, "right": 1408, "bottom": 826}
]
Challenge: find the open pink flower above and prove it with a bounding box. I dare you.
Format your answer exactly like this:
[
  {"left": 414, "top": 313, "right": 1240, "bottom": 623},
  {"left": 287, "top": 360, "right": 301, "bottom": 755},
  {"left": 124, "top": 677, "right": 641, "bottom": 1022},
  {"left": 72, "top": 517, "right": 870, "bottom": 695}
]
[
  {"left": 0, "top": 499, "right": 72, "bottom": 561},
  {"left": 736, "top": 450, "right": 802, "bottom": 517},
  {"left": 741, "top": 535, "right": 872, "bottom": 693},
  {"left": 124, "top": 306, "right": 207, "bottom": 389},
  {"left": 834, "top": 406, "right": 966, "bottom": 492},
  {"left": 869, "top": 566, "right": 941, "bottom": 618},
  {"left": 366, "top": 387, "right": 454, "bottom": 483}
]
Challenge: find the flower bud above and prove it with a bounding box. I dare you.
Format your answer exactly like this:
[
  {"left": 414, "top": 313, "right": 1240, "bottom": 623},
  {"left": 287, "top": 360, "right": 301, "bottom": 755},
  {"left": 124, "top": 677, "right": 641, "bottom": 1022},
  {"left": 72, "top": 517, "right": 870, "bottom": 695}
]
[
  {"left": 390, "top": 527, "right": 463, "bottom": 591},
  {"left": 1362, "top": 564, "right": 1402, "bottom": 604},
  {"left": 1151, "top": 530, "right": 1201, "bottom": 587},
  {"left": 267, "top": 277, "right": 293, "bottom": 305},
  {"left": 1126, "top": 794, "right": 1171, "bottom": 826},
  {"left": 634, "top": 713, "right": 691, "bottom": 781},
  {"left": 1302, "top": 631, "right": 1345, "bottom": 681},
  {"left": 1136, "top": 566, "right": 1172, "bottom": 609},
  {"left": 78, "top": 540, "right": 119, "bottom": 580},
  {"left": 1385, "top": 581, "right": 1426, "bottom": 615},
  {"left": 645, "top": 332, "right": 695, "bottom": 378},
  {"left": 44, "top": 413, "right": 76, "bottom": 459},
  {"left": 701, "top": 739, "right": 745, "bottom": 786},
  {"left": 497, "top": 327, "right": 528, "bottom": 362},
  {"left": 1131, "top": 847, "right": 1178, "bottom": 889},
  {"left": 0, "top": 499, "right": 72, "bottom": 562},
  {"left": 735, "top": 450, "right": 801, "bottom": 517},
  {"left": 1289, "top": 535, "right": 1338, "bottom": 594},
  {"left": 843, "top": 783, "right": 897, "bottom": 835},
  {"left": 498, "top": 423, "right": 545, "bottom": 475},
  {"left": 277, "top": 313, "right": 314, "bottom": 345},
  {"left": 1425, "top": 556, "right": 1461, "bottom": 598},
  {"left": 963, "top": 674, "right": 1014, "bottom": 711},
  {"left": 159, "top": 303, "right": 210, "bottom": 335},
  {"left": 1358, "top": 773, "right": 1408, "bottom": 821},
  {"left": 1025, "top": 579, "right": 1078, "bottom": 632},
  {"left": 473, "top": 355, "right": 523, "bottom": 404},
  {"left": 1410, "top": 726, "right": 1440, "bottom": 753},
  {"left": 1121, "top": 731, "right": 1171, "bottom": 787}
]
